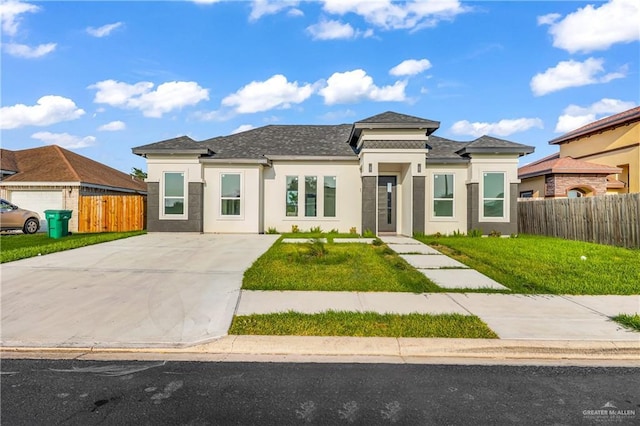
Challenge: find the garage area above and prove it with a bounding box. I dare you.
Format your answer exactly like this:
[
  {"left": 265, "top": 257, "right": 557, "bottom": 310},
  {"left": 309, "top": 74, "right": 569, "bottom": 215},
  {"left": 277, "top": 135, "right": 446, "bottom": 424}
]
[{"left": 9, "top": 190, "right": 63, "bottom": 231}]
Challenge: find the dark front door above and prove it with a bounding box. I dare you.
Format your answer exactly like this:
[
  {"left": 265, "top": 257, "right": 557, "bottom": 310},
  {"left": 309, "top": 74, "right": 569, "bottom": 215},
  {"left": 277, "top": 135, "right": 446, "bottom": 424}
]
[{"left": 377, "top": 176, "right": 397, "bottom": 233}]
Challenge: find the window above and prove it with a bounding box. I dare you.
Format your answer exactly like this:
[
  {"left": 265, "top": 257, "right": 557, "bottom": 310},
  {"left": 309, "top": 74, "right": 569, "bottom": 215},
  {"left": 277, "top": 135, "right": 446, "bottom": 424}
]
[
  {"left": 483, "top": 172, "right": 505, "bottom": 218},
  {"left": 286, "top": 176, "right": 298, "bottom": 216},
  {"left": 305, "top": 176, "right": 317, "bottom": 217},
  {"left": 520, "top": 190, "right": 533, "bottom": 198},
  {"left": 221, "top": 173, "right": 241, "bottom": 216},
  {"left": 433, "top": 174, "right": 454, "bottom": 217},
  {"left": 324, "top": 176, "right": 336, "bottom": 217},
  {"left": 163, "top": 172, "right": 185, "bottom": 216},
  {"left": 567, "top": 188, "right": 585, "bottom": 198}
]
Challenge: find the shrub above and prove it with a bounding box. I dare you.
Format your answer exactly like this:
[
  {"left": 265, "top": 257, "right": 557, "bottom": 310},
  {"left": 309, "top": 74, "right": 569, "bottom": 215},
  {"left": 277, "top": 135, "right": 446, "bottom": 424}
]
[
  {"left": 349, "top": 227, "right": 358, "bottom": 235},
  {"left": 309, "top": 226, "right": 322, "bottom": 234},
  {"left": 329, "top": 228, "right": 339, "bottom": 234},
  {"left": 452, "top": 229, "right": 465, "bottom": 237},
  {"left": 489, "top": 230, "right": 502, "bottom": 238},
  {"left": 372, "top": 238, "right": 384, "bottom": 246},
  {"left": 362, "top": 229, "right": 376, "bottom": 238},
  {"left": 266, "top": 227, "right": 279, "bottom": 234},
  {"left": 306, "top": 238, "right": 328, "bottom": 258},
  {"left": 468, "top": 228, "right": 483, "bottom": 238},
  {"left": 291, "top": 224, "right": 300, "bottom": 233}
]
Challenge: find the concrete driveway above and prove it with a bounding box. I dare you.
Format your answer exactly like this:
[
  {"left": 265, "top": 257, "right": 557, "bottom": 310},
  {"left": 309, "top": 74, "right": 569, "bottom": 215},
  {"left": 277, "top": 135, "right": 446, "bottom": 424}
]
[{"left": 1, "top": 233, "right": 278, "bottom": 348}]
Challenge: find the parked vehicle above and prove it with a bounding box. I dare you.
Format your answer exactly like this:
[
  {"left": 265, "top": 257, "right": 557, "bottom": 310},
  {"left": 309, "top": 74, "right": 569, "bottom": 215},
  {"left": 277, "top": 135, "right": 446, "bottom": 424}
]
[{"left": 0, "top": 199, "right": 40, "bottom": 234}]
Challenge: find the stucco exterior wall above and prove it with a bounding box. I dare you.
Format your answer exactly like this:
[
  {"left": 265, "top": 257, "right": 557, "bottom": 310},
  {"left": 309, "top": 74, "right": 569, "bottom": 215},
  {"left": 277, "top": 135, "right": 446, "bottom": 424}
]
[
  {"left": 518, "top": 175, "right": 544, "bottom": 198},
  {"left": 203, "top": 165, "right": 262, "bottom": 233},
  {"left": 263, "top": 161, "right": 361, "bottom": 234},
  {"left": 424, "top": 164, "right": 469, "bottom": 235},
  {"left": 557, "top": 123, "right": 640, "bottom": 193}
]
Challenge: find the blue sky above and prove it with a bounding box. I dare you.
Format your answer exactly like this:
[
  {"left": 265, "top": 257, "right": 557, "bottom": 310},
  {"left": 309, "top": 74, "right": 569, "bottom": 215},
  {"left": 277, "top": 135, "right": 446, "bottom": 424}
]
[{"left": 1, "top": 0, "right": 638, "bottom": 174}]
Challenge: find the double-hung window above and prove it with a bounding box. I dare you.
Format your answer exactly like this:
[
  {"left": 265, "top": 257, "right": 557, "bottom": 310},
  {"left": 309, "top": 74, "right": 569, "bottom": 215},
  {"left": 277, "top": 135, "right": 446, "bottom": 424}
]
[
  {"left": 163, "top": 172, "right": 186, "bottom": 217},
  {"left": 221, "top": 173, "right": 241, "bottom": 216},
  {"left": 483, "top": 172, "right": 505, "bottom": 218},
  {"left": 433, "top": 174, "right": 454, "bottom": 217},
  {"left": 323, "top": 176, "right": 336, "bottom": 217}
]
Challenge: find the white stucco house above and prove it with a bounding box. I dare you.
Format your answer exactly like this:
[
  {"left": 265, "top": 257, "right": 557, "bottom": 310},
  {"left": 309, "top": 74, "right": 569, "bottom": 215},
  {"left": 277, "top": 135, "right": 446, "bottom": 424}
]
[{"left": 132, "top": 111, "right": 534, "bottom": 235}]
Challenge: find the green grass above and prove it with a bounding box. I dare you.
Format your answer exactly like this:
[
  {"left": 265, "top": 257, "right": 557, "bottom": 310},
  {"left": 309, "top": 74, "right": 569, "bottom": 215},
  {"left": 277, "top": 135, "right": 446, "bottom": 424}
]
[
  {"left": 243, "top": 241, "right": 439, "bottom": 292},
  {"left": 414, "top": 234, "right": 640, "bottom": 295},
  {"left": 279, "top": 232, "right": 364, "bottom": 242},
  {"left": 0, "top": 231, "right": 146, "bottom": 263},
  {"left": 229, "top": 311, "right": 498, "bottom": 338},
  {"left": 612, "top": 314, "right": 640, "bottom": 332}
]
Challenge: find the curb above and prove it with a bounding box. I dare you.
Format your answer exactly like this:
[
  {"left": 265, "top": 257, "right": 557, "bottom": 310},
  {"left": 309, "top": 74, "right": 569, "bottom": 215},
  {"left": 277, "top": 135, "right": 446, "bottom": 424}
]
[{"left": 3, "top": 336, "right": 639, "bottom": 363}]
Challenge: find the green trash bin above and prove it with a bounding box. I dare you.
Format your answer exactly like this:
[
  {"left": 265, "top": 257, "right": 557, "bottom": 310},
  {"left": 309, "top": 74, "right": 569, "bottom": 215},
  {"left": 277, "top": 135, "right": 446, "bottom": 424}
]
[{"left": 44, "top": 210, "right": 72, "bottom": 239}]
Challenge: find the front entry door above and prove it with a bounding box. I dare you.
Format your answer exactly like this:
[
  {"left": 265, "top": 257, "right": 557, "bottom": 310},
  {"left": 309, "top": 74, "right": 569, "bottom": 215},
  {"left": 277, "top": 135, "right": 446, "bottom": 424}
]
[{"left": 377, "top": 176, "right": 397, "bottom": 233}]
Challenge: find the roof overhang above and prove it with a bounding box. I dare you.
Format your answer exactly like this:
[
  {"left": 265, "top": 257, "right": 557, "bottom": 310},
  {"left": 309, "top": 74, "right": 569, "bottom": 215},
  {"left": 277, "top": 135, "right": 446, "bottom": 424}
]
[
  {"left": 265, "top": 155, "right": 358, "bottom": 161},
  {"left": 426, "top": 157, "right": 470, "bottom": 164},
  {"left": 348, "top": 121, "right": 440, "bottom": 146},
  {"left": 132, "top": 148, "right": 213, "bottom": 157},
  {"left": 0, "top": 181, "right": 147, "bottom": 194},
  {"left": 456, "top": 146, "right": 535, "bottom": 157},
  {"left": 200, "top": 157, "right": 271, "bottom": 166},
  {"left": 549, "top": 113, "right": 640, "bottom": 145}
]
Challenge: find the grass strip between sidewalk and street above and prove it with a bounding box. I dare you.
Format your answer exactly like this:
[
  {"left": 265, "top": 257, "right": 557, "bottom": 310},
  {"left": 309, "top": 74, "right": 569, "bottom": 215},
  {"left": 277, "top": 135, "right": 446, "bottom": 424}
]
[
  {"left": 612, "top": 314, "right": 640, "bottom": 332},
  {"left": 243, "top": 239, "right": 440, "bottom": 293},
  {"left": 229, "top": 311, "right": 498, "bottom": 338},
  {"left": 0, "top": 231, "right": 146, "bottom": 263},
  {"left": 414, "top": 234, "right": 640, "bottom": 295}
]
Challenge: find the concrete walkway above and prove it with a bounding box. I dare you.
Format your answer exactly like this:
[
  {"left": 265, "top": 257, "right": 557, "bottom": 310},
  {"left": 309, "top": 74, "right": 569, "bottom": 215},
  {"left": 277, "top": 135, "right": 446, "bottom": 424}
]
[{"left": 1, "top": 233, "right": 278, "bottom": 348}]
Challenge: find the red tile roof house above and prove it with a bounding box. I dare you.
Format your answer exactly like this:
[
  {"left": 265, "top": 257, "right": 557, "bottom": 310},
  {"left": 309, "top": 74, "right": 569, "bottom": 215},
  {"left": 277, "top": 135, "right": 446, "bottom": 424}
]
[
  {"left": 133, "top": 111, "right": 534, "bottom": 236},
  {"left": 0, "top": 145, "right": 147, "bottom": 232}
]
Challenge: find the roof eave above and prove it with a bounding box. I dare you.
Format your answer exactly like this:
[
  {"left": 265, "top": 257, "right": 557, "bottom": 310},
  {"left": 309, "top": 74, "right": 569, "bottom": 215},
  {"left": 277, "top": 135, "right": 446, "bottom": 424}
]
[
  {"left": 132, "top": 148, "right": 212, "bottom": 157},
  {"left": 549, "top": 115, "right": 640, "bottom": 145},
  {"left": 426, "top": 157, "right": 470, "bottom": 164},
  {"left": 457, "top": 146, "right": 535, "bottom": 156}
]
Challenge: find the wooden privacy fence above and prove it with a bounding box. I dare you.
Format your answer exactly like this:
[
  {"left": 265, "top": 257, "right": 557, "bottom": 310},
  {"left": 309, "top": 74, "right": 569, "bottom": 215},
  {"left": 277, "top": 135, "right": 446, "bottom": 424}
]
[
  {"left": 78, "top": 195, "right": 146, "bottom": 233},
  {"left": 518, "top": 193, "right": 640, "bottom": 248}
]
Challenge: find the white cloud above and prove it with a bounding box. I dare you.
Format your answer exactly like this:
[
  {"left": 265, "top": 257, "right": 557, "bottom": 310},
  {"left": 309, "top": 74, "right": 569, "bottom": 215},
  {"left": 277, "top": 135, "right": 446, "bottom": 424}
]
[
  {"left": 249, "top": 0, "right": 300, "bottom": 22},
  {"left": 0, "top": 96, "right": 85, "bottom": 129},
  {"left": 231, "top": 124, "right": 256, "bottom": 134},
  {"left": 307, "top": 19, "right": 355, "bottom": 40},
  {"left": 320, "top": 0, "right": 468, "bottom": 31},
  {"left": 450, "top": 117, "right": 543, "bottom": 137},
  {"left": 0, "top": 0, "right": 40, "bottom": 36},
  {"left": 31, "top": 132, "right": 96, "bottom": 149},
  {"left": 221, "top": 74, "right": 314, "bottom": 114},
  {"left": 287, "top": 8, "right": 304, "bottom": 17},
  {"left": 319, "top": 69, "right": 407, "bottom": 105},
  {"left": 539, "top": 0, "right": 640, "bottom": 53},
  {"left": 98, "top": 120, "right": 126, "bottom": 131},
  {"left": 389, "top": 58, "right": 432, "bottom": 76},
  {"left": 3, "top": 42, "right": 56, "bottom": 58},
  {"left": 86, "top": 22, "right": 123, "bottom": 38},
  {"left": 554, "top": 98, "right": 637, "bottom": 133},
  {"left": 89, "top": 80, "right": 210, "bottom": 118},
  {"left": 530, "top": 58, "right": 626, "bottom": 96}
]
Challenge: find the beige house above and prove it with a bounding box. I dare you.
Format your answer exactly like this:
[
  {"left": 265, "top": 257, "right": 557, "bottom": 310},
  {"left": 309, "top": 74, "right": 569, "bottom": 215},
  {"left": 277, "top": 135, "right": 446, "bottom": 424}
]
[
  {"left": 519, "top": 106, "right": 639, "bottom": 198},
  {"left": 0, "top": 145, "right": 147, "bottom": 232},
  {"left": 133, "top": 112, "right": 533, "bottom": 236}
]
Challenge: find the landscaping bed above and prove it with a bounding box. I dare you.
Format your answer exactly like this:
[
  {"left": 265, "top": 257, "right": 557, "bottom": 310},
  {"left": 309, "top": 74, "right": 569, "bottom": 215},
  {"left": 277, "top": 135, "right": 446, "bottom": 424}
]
[
  {"left": 230, "top": 311, "right": 498, "bottom": 338},
  {"left": 414, "top": 234, "right": 640, "bottom": 295},
  {"left": 0, "top": 231, "right": 146, "bottom": 263}
]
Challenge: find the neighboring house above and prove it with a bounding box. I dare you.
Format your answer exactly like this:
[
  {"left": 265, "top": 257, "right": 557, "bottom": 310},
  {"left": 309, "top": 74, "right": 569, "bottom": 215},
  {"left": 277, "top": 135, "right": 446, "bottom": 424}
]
[
  {"left": 132, "top": 111, "right": 534, "bottom": 236},
  {"left": 519, "top": 106, "right": 639, "bottom": 198},
  {"left": 0, "top": 145, "right": 147, "bottom": 232}
]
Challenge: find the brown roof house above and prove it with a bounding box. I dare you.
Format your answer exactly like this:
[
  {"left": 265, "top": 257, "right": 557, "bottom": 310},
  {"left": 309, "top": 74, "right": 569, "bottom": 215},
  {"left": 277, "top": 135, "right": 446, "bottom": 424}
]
[
  {"left": 0, "top": 145, "right": 146, "bottom": 232},
  {"left": 518, "top": 106, "right": 639, "bottom": 198}
]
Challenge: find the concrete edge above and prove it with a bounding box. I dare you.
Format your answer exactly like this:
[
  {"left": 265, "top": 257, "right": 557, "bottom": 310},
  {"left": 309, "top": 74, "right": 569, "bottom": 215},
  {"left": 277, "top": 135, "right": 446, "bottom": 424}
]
[{"left": 2, "top": 336, "right": 639, "bottom": 362}]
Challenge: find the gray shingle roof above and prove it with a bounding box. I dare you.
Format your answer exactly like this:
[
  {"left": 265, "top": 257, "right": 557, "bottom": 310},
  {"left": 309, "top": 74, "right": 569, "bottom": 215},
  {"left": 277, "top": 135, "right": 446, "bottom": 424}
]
[
  {"left": 456, "top": 135, "right": 534, "bottom": 156},
  {"left": 202, "top": 124, "right": 356, "bottom": 158},
  {"left": 426, "top": 136, "right": 470, "bottom": 162},
  {"left": 132, "top": 136, "right": 212, "bottom": 156},
  {"left": 357, "top": 111, "right": 440, "bottom": 126}
]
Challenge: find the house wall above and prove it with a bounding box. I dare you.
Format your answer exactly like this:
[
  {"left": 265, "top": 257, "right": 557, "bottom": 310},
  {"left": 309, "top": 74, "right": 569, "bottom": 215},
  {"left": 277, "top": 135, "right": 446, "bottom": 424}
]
[
  {"left": 544, "top": 174, "right": 609, "bottom": 197},
  {"left": 518, "top": 176, "right": 545, "bottom": 198},
  {"left": 424, "top": 164, "right": 469, "bottom": 235},
  {"left": 466, "top": 155, "right": 521, "bottom": 235},
  {"left": 263, "top": 160, "right": 361, "bottom": 234},
  {"left": 145, "top": 155, "right": 204, "bottom": 232},
  {"left": 557, "top": 123, "right": 640, "bottom": 193},
  {"left": 203, "top": 165, "right": 262, "bottom": 233}
]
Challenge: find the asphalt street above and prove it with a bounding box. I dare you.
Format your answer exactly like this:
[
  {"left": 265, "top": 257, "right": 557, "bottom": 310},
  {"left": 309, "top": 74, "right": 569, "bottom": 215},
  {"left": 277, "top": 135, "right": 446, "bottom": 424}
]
[{"left": 1, "top": 360, "right": 638, "bottom": 425}]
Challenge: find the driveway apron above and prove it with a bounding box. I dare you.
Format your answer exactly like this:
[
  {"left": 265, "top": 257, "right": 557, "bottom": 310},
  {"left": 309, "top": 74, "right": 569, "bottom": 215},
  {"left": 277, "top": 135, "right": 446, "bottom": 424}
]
[{"left": 1, "top": 233, "right": 278, "bottom": 348}]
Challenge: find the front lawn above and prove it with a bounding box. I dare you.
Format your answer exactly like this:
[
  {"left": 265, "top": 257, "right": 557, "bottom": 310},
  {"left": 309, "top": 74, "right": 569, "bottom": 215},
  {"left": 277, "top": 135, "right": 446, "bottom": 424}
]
[
  {"left": 230, "top": 311, "right": 498, "bottom": 338},
  {"left": 414, "top": 234, "right": 640, "bottom": 295},
  {"left": 0, "top": 231, "right": 146, "bottom": 263},
  {"left": 243, "top": 240, "right": 439, "bottom": 292}
]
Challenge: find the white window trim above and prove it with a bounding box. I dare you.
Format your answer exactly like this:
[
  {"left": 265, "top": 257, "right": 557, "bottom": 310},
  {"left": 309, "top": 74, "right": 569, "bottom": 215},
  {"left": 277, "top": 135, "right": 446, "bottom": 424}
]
[
  {"left": 285, "top": 175, "right": 299, "bottom": 218},
  {"left": 283, "top": 174, "right": 338, "bottom": 220},
  {"left": 480, "top": 171, "right": 508, "bottom": 222},
  {"left": 219, "top": 172, "right": 244, "bottom": 220},
  {"left": 160, "top": 171, "right": 188, "bottom": 220},
  {"left": 323, "top": 175, "right": 337, "bottom": 218},
  {"left": 431, "top": 173, "right": 455, "bottom": 221}
]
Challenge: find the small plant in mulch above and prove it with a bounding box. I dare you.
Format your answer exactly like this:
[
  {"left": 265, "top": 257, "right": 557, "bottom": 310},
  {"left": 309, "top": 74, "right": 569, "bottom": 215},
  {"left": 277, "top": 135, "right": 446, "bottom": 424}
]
[{"left": 305, "top": 238, "right": 328, "bottom": 258}]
